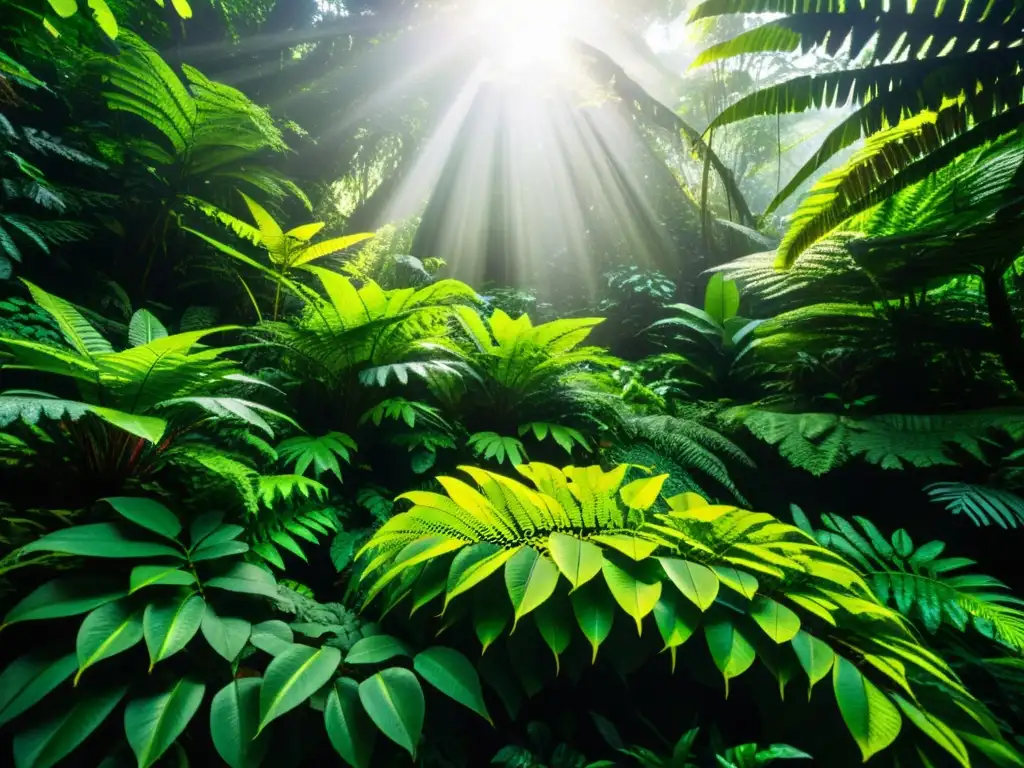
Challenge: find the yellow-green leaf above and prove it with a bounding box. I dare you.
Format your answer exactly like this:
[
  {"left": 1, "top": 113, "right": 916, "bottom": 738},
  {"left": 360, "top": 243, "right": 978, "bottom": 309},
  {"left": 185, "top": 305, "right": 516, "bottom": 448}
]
[
  {"left": 504, "top": 547, "right": 559, "bottom": 628},
  {"left": 570, "top": 580, "right": 614, "bottom": 662},
  {"left": 712, "top": 565, "right": 758, "bottom": 599},
  {"left": 791, "top": 630, "right": 834, "bottom": 700},
  {"left": 47, "top": 0, "right": 77, "bottom": 18},
  {"left": 652, "top": 592, "right": 699, "bottom": 672},
  {"left": 750, "top": 596, "right": 800, "bottom": 643},
  {"left": 447, "top": 545, "right": 519, "bottom": 606},
  {"left": 602, "top": 560, "right": 661, "bottom": 635},
  {"left": 666, "top": 492, "right": 709, "bottom": 512},
  {"left": 659, "top": 558, "right": 719, "bottom": 610},
  {"left": 547, "top": 533, "right": 602, "bottom": 591},
  {"left": 619, "top": 474, "right": 668, "bottom": 511},
  {"left": 170, "top": 0, "right": 192, "bottom": 17},
  {"left": 590, "top": 533, "right": 658, "bottom": 561},
  {"left": 86, "top": 0, "right": 117, "bottom": 38},
  {"left": 704, "top": 618, "right": 756, "bottom": 696},
  {"left": 832, "top": 655, "right": 902, "bottom": 762}
]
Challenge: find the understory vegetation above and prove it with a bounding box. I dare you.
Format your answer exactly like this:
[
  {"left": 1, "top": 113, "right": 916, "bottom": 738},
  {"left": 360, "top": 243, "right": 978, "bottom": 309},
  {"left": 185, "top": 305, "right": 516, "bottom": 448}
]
[{"left": 1, "top": 0, "right": 1023, "bottom": 766}]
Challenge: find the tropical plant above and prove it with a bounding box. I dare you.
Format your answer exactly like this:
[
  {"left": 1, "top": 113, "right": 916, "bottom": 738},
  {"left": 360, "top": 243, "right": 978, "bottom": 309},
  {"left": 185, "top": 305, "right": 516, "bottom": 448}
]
[
  {"left": 358, "top": 462, "right": 1016, "bottom": 764},
  {"left": 791, "top": 506, "right": 1024, "bottom": 651},
  {"left": 42, "top": 0, "right": 192, "bottom": 39},
  {"left": 925, "top": 482, "right": 1024, "bottom": 530},
  {"left": 440, "top": 307, "right": 622, "bottom": 436},
  {"left": 641, "top": 274, "right": 762, "bottom": 401},
  {"left": 689, "top": 0, "right": 1024, "bottom": 264},
  {"left": 0, "top": 494, "right": 492, "bottom": 767},
  {"left": 0, "top": 280, "right": 294, "bottom": 494},
  {"left": 185, "top": 192, "right": 373, "bottom": 319}
]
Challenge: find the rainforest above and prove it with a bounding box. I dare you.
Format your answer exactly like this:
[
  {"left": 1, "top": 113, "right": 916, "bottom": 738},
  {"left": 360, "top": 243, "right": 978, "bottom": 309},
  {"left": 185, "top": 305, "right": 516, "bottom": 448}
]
[{"left": 1, "top": 0, "right": 1023, "bottom": 766}]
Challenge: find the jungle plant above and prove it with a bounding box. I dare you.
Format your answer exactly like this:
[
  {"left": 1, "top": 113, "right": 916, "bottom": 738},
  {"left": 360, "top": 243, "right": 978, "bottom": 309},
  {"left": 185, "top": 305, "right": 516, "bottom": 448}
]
[
  {"left": 925, "top": 482, "right": 1024, "bottom": 530},
  {"left": 0, "top": 494, "right": 493, "bottom": 767},
  {"left": 263, "top": 268, "right": 478, "bottom": 429},
  {"left": 439, "top": 307, "right": 623, "bottom": 437},
  {"left": 0, "top": 280, "right": 294, "bottom": 493},
  {"left": 790, "top": 506, "right": 1024, "bottom": 651},
  {"left": 723, "top": 406, "right": 1024, "bottom": 476},
  {"left": 690, "top": 0, "right": 1024, "bottom": 264},
  {"left": 42, "top": 0, "right": 191, "bottom": 39},
  {"left": 641, "top": 274, "right": 763, "bottom": 401},
  {"left": 185, "top": 192, "right": 374, "bottom": 319},
  {"left": 358, "top": 462, "right": 1017, "bottom": 765},
  {"left": 95, "top": 32, "right": 304, "bottom": 290}
]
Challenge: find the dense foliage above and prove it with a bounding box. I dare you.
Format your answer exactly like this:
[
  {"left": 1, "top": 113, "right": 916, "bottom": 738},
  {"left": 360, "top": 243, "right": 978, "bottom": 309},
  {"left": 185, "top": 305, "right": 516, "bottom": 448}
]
[{"left": 1, "top": 0, "right": 1023, "bottom": 766}]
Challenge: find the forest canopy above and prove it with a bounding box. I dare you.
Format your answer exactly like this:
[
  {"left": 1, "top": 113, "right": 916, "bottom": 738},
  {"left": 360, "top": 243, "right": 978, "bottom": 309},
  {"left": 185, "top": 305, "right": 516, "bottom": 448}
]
[{"left": 1, "top": 0, "right": 1024, "bottom": 766}]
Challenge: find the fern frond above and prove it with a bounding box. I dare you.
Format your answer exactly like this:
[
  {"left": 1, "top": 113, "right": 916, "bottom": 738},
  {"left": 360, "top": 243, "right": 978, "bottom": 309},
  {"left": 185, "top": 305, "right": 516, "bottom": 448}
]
[
  {"left": 276, "top": 432, "right": 357, "bottom": 482},
  {"left": 925, "top": 483, "right": 1024, "bottom": 530}
]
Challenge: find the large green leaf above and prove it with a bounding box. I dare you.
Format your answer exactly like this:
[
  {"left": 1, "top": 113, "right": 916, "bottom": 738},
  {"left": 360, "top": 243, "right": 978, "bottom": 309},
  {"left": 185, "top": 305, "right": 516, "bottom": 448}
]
[
  {"left": 125, "top": 678, "right": 205, "bottom": 768},
  {"left": 659, "top": 558, "right": 720, "bottom": 611},
  {"left": 534, "top": 594, "right": 572, "bottom": 673},
  {"left": 143, "top": 593, "right": 206, "bottom": 669},
  {"left": 75, "top": 600, "right": 144, "bottom": 684},
  {"left": 20, "top": 523, "right": 184, "bottom": 559},
  {"left": 548, "top": 533, "right": 603, "bottom": 591},
  {"left": 129, "top": 565, "right": 196, "bottom": 593},
  {"left": 832, "top": 655, "right": 902, "bottom": 761},
  {"left": 446, "top": 545, "right": 519, "bottom": 606},
  {"left": 749, "top": 597, "right": 801, "bottom": 643},
  {"left": 249, "top": 620, "right": 294, "bottom": 656},
  {"left": 325, "top": 678, "right": 375, "bottom": 768},
  {"left": 211, "top": 679, "right": 269, "bottom": 768},
  {"left": 704, "top": 618, "right": 757, "bottom": 696},
  {"left": 345, "top": 635, "right": 411, "bottom": 665},
  {"left": 102, "top": 497, "right": 181, "bottom": 541},
  {"left": 505, "top": 546, "right": 559, "bottom": 628},
  {"left": 414, "top": 646, "right": 491, "bottom": 722},
  {"left": 206, "top": 563, "right": 278, "bottom": 598},
  {"left": 128, "top": 309, "right": 168, "bottom": 347},
  {"left": 704, "top": 273, "right": 740, "bottom": 325},
  {"left": 358, "top": 668, "right": 425, "bottom": 759},
  {"left": 602, "top": 560, "right": 661, "bottom": 634},
  {"left": 0, "top": 652, "right": 78, "bottom": 729},
  {"left": 258, "top": 644, "right": 342, "bottom": 732},
  {"left": 791, "top": 630, "right": 834, "bottom": 699},
  {"left": 570, "top": 580, "right": 615, "bottom": 662},
  {"left": 2, "top": 578, "right": 124, "bottom": 628},
  {"left": 652, "top": 592, "right": 700, "bottom": 672},
  {"left": 13, "top": 685, "right": 127, "bottom": 768},
  {"left": 201, "top": 604, "right": 251, "bottom": 662}
]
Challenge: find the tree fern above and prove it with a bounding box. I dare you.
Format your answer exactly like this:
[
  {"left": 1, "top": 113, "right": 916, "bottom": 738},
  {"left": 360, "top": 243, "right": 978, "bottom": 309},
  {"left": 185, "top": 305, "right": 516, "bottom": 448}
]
[{"left": 793, "top": 507, "right": 1024, "bottom": 652}]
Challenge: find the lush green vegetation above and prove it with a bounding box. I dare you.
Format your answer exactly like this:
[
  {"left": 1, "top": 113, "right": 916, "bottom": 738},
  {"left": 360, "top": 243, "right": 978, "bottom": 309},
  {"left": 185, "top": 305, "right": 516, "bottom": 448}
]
[{"left": 1, "top": 0, "right": 1023, "bottom": 765}]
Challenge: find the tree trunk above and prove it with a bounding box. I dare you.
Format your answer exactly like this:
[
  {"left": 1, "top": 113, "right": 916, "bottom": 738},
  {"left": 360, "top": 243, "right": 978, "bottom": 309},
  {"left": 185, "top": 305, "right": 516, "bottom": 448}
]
[{"left": 983, "top": 266, "right": 1024, "bottom": 391}]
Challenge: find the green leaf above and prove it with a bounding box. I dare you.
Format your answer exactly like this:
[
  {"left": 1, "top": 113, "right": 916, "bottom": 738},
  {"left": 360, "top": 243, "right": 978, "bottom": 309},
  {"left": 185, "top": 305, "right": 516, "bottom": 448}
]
[
  {"left": 570, "top": 580, "right": 614, "bottom": 662},
  {"left": 472, "top": 584, "right": 509, "bottom": 653},
  {"left": 258, "top": 644, "right": 342, "bottom": 732},
  {"left": 13, "top": 685, "right": 126, "bottom": 768},
  {"left": 201, "top": 605, "right": 251, "bottom": 662},
  {"left": 446, "top": 545, "right": 519, "bottom": 606},
  {"left": 892, "top": 694, "right": 969, "bottom": 768},
  {"left": 125, "top": 678, "right": 205, "bottom": 768},
  {"left": 832, "top": 655, "right": 902, "bottom": 761},
  {"left": 144, "top": 593, "right": 206, "bottom": 669},
  {"left": 191, "top": 541, "right": 249, "bottom": 562},
  {"left": 128, "top": 309, "right": 167, "bottom": 347},
  {"left": 249, "top": 620, "right": 294, "bottom": 656},
  {"left": 534, "top": 594, "right": 572, "bottom": 673},
  {"left": 20, "top": 523, "right": 184, "bottom": 559},
  {"left": 504, "top": 546, "right": 559, "bottom": 628},
  {"left": 414, "top": 646, "right": 491, "bottom": 722},
  {"left": 345, "top": 634, "right": 411, "bottom": 665},
  {"left": 0, "top": 652, "right": 77, "bottom": 729},
  {"left": 189, "top": 512, "right": 224, "bottom": 549},
  {"left": 89, "top": 407, "right": 167, "bottom": 443},
  {"left": 46, "top": 0, "right": 77, "bottom": 18},
  {"left": 659, "top": 558, "right": 719, "bottom": 611},
  {"left": 169, "top": 0, "right": 192, "bottom": 18},
  {"left": 102, "top": 497, "right": 181, "bottom": 541},
  {"left": 750, "top": 597, "right": 801, "bottom": 643},
  {"left": 712, "top": 566, "right": 758, "bottom": 599},
  {"left": 2, "top": 578, "right": 123, "bottom": 628},
  {"left": 619, "top": 474, "right": 669, "bottom": 511},
  {"left": 704, "top": 618, "right": 756, "bottom": 696},
  {"left": 358, "top": 668, "right": 425, "bottom": 759},
  {"left": 210, "top": 679, "right": 269, "bottom": 768},
  {"left": 86, "top": 0, "right": 117, "bottom": 38},
  {"left": 75, "top": 600, "right": 143, "bottom": 684},
  {"left": 129, "top": 565, "right": 196, "bottom": 594},
  {"left": 548, "top": 533, "right": 603, "bottom": 591},
  {"left": 325, "top": 679, "right": 375, "bottom": 768},
  {"left": 704, "top": 272, "right": 740, "bottom": 325},
  {"left": 652, "top": 592, "right": 699, "bottom": 672},
  {"left": 602, "top": 559, "right": 661, "bottom": 634},
  {"left": 790, "top": 631, "right": 834, "bottom": 699},
  {"left": 206, "top": 563, "right": 278, "bottom": 598}
]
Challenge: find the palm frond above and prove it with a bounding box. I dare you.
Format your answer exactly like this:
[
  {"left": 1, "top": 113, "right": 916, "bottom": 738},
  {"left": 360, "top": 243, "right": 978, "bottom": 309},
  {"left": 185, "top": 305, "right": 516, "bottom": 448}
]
[{"left": 925, "top": 483, "right": 1024, "bottom": 530}]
